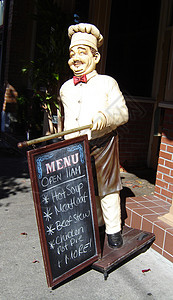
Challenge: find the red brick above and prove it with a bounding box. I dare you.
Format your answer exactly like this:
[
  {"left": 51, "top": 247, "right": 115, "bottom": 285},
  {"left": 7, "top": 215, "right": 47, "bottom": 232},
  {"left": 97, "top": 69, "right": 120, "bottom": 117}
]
[
  {"left": 163, "top": 252, "right": 173, "bottom": 263},
  {"left": 164, "top": 232, "right": 173, "bottom": 256},
  {"left": 154, "top": 186, "right": 161, "bottom": 194},
  {"left": 153, "top": 224, "right": 165, "bottom": 248},
  {"left": 152, "top": 243, "right": 163, "bottom": 255},
  {"left": 169, "top": 184, "right": 173, "bottom": 192},
  {"left": 131, "top": 211, "right": 142, "bottom": 229},
  {"left": 159, "top": 151, "right": 172, "bottom": 160},
  {"left": 158, "top": 157, "right": 164, "bottom": 166},
  {"left": 154, "top": 192, "right": 159, "bottom": 199},
  {"left": 163, "top": 174, "right": 173, "bottom": 184},
  {"left": 161, "top": 137, "right": 173, "bottom": 146},
  {"left": 159, "top": 194, "right": 167, "bottom": 202},
  {"left": 167, "top": 146, "right": 173, "bottom": 153},
  {"left": 154, "top": 193, "right": 167, "bottom": 202},
  {"left": 165, "top": 160, "right": 173, "bottom": 169},
  {"left": 155, "top": 179, "right": 168, "bottom": 189},
  {"left": 167, "top": 198, "right": 172, "bottom": 204},
  {"left": 160, "top": 143, "right": 166, "bottom": 151},
  {"left": 161, "top": 188, "right": 173, "bottom": 199},
  {"left": 157, "top": 165, "right": 170, "bottom": 175},
  {"left": 156, "top": 171, "right": 163, "bottom": 180}
]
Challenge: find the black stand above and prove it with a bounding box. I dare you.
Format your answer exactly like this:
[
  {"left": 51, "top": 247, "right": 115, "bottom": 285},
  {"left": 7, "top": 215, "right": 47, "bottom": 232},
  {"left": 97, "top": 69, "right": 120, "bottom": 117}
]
[{"left": 92, "top": 226, "right": 155, "bottom": 280}]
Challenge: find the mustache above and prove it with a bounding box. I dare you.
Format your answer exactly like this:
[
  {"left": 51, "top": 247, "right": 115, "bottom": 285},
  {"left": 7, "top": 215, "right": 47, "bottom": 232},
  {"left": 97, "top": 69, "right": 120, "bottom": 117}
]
[{"left": 68, "top": 58, "right": 84, "bottom": 64}]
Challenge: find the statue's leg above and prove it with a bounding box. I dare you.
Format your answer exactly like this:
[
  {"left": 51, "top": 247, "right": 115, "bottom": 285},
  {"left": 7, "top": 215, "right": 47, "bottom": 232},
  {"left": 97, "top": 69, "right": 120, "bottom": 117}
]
[
  {"left": 100, "top": 192, "right": 123, "bottom": 248},
  {"left": 100, "top": 192, "right": 121, "bottom": 234}
]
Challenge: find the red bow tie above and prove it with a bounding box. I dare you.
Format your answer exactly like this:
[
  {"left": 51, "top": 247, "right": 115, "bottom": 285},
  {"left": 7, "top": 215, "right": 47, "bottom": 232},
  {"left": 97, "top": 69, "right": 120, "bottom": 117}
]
[{"left": 73, "top": 74, "right": 87, "bottom": 85}]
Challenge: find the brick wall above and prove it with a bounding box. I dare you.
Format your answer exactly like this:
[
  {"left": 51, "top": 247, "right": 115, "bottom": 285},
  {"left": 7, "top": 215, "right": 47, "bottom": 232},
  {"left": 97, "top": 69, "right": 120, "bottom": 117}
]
[
  {"left": 155, "top": 108, "right": 173, "bottom": 204},
  {"left": 118, "top": 99, "right": 154, "bottom": 169}
]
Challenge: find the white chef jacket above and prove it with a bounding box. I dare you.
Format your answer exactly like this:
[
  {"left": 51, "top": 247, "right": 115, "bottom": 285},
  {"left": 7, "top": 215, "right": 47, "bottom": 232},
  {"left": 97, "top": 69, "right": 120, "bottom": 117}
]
[{"left": 60, "top": 70, "right": 128, "bottom": 139}]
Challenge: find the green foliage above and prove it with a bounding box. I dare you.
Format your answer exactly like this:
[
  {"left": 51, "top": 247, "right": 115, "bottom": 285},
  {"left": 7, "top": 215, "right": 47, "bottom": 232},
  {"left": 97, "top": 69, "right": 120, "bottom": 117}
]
[
  {"left": 24, "top": 0, "right": 73, "bottom": 93},
  {"left": 16, "top": 93, "right": 44, "bottom": 137},
  {"left": 19, "top": 0, "right": 73, "bottom": 136}
]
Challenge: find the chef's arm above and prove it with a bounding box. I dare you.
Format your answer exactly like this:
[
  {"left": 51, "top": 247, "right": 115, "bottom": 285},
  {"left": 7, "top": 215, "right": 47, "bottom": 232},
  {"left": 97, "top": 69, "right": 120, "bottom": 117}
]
[{"left": 102, "top": 80, "right": 129, "bottom": 130}]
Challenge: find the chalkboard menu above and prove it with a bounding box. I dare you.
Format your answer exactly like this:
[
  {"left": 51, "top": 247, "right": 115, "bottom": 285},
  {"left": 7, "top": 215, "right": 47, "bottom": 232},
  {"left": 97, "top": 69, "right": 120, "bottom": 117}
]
[{"left": 27, "top": 135, "right": 101, "bottom": 287}]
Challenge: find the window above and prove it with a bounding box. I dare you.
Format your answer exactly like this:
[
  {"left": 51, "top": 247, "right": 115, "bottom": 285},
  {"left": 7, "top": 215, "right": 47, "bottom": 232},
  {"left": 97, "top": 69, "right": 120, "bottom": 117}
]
[{"left": 106, "top": 0, "right": 161, "bottom": 97}]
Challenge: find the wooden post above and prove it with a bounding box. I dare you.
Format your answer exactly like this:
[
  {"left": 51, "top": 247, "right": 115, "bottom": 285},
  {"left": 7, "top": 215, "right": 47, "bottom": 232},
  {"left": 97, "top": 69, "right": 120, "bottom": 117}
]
[{"left": 17, "top": 124, "right": 93, "bottom": 148}]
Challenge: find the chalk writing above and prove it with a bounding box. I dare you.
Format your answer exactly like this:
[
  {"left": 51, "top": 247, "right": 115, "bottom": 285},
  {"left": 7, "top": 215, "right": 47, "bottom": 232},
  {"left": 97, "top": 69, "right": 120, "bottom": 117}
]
[
  {"left": 47, "top": 224, "right": 56, "bottom": 236},
  {"left": 42, "top": 194, "right": 49, "bottom": 204},
  {"left": 45, "top": 153, "right": 79, "bottom": 174},
  {"left": 43, "top": 207, "right": 52, "bottom": 221},
  {"left": 54, "top": 194, "right": 88, "bottom": 215}
]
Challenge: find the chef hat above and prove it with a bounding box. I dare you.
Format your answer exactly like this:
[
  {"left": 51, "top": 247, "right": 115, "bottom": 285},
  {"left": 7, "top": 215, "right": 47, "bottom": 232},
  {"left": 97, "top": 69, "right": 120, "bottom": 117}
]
[{"left": 68, "top": 23, "right": 103, "bottom": 51}]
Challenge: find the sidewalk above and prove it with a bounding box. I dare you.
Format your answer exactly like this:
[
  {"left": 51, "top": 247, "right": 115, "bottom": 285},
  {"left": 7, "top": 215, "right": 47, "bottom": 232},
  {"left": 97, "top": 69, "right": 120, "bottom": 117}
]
[{"left": 0, "top": 147, "right": 173, "bottom": 300}]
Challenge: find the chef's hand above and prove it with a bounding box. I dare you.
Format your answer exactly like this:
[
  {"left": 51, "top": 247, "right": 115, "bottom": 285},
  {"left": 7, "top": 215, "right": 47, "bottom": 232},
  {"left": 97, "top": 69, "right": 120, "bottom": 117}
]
[{"left": 92, "top": 112, "right": 107, "bottom": 130}]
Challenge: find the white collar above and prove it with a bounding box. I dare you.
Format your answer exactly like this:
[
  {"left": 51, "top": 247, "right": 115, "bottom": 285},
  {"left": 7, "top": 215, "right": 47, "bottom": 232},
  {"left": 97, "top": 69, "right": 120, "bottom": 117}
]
[{"left": 86, "top": 70, "right": 98, "bottom": 81}]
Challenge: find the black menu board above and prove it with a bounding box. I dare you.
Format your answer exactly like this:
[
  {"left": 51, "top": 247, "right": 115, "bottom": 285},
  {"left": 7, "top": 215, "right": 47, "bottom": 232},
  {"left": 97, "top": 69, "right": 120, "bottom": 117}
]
[{"left": 27, "top": 135, "right": 100, "bottom": 287}]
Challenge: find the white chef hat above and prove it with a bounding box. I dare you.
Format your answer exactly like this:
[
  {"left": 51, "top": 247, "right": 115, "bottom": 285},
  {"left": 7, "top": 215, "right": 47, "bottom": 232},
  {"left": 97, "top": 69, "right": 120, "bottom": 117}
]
[{"left": 68, "top": 23, "right": 103, "bottom": 51}]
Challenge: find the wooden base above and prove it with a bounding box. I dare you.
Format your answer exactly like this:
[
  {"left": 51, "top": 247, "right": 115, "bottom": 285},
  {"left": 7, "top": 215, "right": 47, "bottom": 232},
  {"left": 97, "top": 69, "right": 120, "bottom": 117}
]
[{"left": 92, "top": 226, "right": 155, "bottom": 280}]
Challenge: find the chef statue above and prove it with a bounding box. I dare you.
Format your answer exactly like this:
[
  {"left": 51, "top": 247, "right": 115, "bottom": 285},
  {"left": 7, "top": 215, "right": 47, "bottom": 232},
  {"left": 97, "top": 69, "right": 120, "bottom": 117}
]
[{"left": 60, "top": 23, "right": 129, "bottom": 248}]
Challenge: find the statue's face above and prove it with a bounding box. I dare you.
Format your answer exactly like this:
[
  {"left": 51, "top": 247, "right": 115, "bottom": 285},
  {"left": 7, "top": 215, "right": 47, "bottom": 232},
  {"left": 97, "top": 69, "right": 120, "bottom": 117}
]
[{"left": 68, "top": 45, "right": 100, "bottom": 76}]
